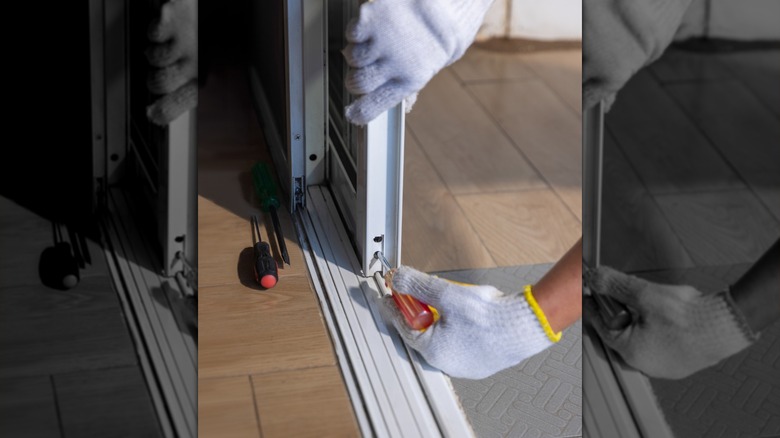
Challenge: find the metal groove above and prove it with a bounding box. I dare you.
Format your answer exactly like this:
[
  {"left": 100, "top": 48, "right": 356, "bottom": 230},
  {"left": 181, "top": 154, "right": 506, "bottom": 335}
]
[
  {"left": 102, "top": 188, "right": 197, "bottom": 438},
  {"left": 297, "top": 186, "right": 475, "bottom": 437}
]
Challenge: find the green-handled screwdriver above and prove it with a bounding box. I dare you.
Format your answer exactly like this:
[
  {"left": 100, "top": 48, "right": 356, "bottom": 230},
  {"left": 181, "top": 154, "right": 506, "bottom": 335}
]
[{"left": 251, "top": 162, "right": 290, "bottom": 265}]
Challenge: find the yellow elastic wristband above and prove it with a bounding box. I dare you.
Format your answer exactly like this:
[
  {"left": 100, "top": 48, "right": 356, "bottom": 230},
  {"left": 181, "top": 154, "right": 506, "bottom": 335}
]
[{"left": 524, "top": 284, "right": 562, "bottom": 343}]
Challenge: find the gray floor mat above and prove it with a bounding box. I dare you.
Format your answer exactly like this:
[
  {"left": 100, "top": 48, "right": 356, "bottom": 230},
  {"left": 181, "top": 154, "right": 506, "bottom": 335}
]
[
  {"left": 434, "top": 265, "right": 582, "bottom": 438},
  {"left": 640, "top": 265, "right": 780, "bottom": 438}
]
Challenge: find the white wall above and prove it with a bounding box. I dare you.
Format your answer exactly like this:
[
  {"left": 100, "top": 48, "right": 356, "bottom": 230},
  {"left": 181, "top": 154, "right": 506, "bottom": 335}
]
[
  {"left": 478, "top": 0, "right": 582, "bottom": 41},
  {"left": 677, "top": 0, "right": 780, "bottom": 40},
  {"left": 478, "top": 0, "right": 779, "bottom": 42}
]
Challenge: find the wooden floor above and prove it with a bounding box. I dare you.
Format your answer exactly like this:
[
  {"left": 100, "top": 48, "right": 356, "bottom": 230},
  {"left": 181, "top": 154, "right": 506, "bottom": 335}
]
[
  {"left": 0, "top": 197, "right": 161, "bottom": 437},
  {"left": 403, "top": 47, "right": 583, "bottom": 272},
  {"left": 601, "top": 47, "right": 780, "bottom": 273},
  {"left": 197, "top": 64, "right": 359, "bottom": 438}
]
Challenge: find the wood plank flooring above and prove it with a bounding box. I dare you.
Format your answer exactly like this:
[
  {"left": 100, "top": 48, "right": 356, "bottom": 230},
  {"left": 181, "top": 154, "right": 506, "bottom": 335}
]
[
  {"left": 600, "top": 132, "right": 694, "bottom": 272},
  {"left": 406, "top": 69, "right": 547, "bottom": 196},
  {"left": 404, "top": 47, "right": 582, "bottom": 272},
  {"left": 199, "top": 377, "right": 260, "bottom": 438},
  {"left": 402, "top": 133, "right": 496, "bottom": 271},
  {"left": 602, "top": 47, "right": 780, "bottom": 273},
  {"left": 655, "top": 190, "right": 778, "bottom": 266},
  {"left": 54, "top": 366, "right": 161, "bottom": 437},
  {"left": 607, "top": 71, "right": 745, "bottom": 195},
  {"left": 197, "top": 64, "right": 359, "bottom": 437},
  {"left": 251, "top": 366, "right": 358, "bottom": 438},
  {"left": 0, "top": 197, "right": 161, "bottom": 436},
  {"left": 456, "top": 190, "right": 581, "bottom": 266},
  {"left": 0, "top": 376, "right": 60, "bottom": 438}
]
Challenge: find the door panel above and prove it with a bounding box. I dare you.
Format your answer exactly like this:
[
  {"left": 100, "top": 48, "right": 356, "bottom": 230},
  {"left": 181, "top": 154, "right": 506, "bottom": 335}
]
[
  {"left": 325, "top": 0, "right": 405, "bottom": 273},
  {"left": 255, "top": 0, "right": 405, "bottom": 274}
]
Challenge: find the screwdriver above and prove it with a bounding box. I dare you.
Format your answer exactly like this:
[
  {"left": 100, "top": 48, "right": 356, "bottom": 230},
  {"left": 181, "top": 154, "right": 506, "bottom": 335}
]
[
  {"left": 251, "top": 162, "right": 290, "bottom": 265},
  {"left": 40, "top": 222, "right": 80, "bottom": 290},
  {"left": 251, "top": 215, "right": 278, "bottom": 289},
  {"left": 375, "top": 252, "right": 439, "bottom": 331},
  {"left": 583, "top": 263, "right": 631, "bottom": 330}
]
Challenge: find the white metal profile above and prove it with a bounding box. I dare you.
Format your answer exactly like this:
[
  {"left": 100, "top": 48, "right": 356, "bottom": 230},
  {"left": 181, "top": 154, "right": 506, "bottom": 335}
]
[
  {"left": 299, "top": 187, "right": 474, "bottom": 437},
  {"left": 356, "top": 106, "right": 405, "bottom": 274},
  {"left": 160, "top": 111, "right": 197, "bottom": 279},
  {"left": 91, "top": 0, "right": 198, "bottom": 434},
  {"left": 249, "top": 0, "right": 312, "bottom": 211}
]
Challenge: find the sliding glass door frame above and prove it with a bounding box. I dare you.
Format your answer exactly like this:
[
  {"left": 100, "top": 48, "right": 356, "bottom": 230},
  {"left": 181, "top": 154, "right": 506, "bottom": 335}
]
[
  {"left": 268, "top": 0, "right": 404, "bottom": 274},
  {"left": 89, "top": 1, "right": 198, "bottom": 435}
]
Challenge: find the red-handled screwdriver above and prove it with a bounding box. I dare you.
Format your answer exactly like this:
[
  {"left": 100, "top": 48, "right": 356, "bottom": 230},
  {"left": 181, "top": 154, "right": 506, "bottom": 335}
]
[
  {"left": 251, "top": 215, "right": 278, "bottom": 289},
  {"left": 374, "top": 252, "right": 439, "bottom": 331},
  {"left": 583, "top": 262, "right": 631, "bottom": 330}
]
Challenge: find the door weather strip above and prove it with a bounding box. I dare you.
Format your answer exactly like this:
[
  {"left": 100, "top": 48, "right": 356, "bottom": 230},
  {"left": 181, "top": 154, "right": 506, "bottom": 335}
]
[
  {"left": 296, "top": 186, "right": 474, "bottom": 438},
  {"left": 582, "top": 102, "right": 673, "bottom": 438},
  {"left": 101, "top": 188, "right": 197, "bottom": 438}
]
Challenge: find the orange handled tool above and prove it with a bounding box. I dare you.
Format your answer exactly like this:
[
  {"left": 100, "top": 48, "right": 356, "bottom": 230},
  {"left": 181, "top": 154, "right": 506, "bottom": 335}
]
[
  {"left": 583, "top": 263, "right": 631, "bottom": 330},
  {"left": 251, "top": 215, "right": 278, "bottom": 289},
  {"left": 375, "top": 252, "right": 438, "bottom": 331}
]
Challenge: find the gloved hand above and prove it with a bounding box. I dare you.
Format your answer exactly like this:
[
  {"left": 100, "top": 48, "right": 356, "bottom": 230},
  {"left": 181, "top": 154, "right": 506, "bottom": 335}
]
[
  {"left": 342, "top": 0, "right": 494, "bottom": 125},
  {"left": 583, "top": 0, "right": 693, "bottom": 111},
  {"left": 146, "top": 0, "right": 198, "bottom": 126},
  {"left": 584, "top": 266, "right": 758, "bottom": 379},
  {"left": 382, "top": 266, "right": 557, "bottom": 380}
]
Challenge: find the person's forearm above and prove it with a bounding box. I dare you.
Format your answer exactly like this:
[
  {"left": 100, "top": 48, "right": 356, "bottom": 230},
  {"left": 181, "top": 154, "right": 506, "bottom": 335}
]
[
  {"left": 533, "top": 239, "right": 583, "bottom": 333},
  {"left": 732, "top": 239, "right": 780, "bottom": 333}
]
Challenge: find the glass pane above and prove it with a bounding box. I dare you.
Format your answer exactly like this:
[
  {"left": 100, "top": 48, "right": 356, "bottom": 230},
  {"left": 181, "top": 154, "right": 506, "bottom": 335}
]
[
  {"left": 327, "top": 0, "right": 358, "bottom": 187},
  {"left": 129, "top": 0, "right": 163, "bottom": 193}
]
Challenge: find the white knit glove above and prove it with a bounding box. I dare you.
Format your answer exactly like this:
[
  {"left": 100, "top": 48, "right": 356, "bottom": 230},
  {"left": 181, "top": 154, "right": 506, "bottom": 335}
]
[
  {"left": 342, "top": 0, "right": 494, "bottom": 125},
  {"left": 146, "top": 0, "right": 198, "bottom": 126},
  {"left": 584, "top": 266, "right": 758, "bottom": 379},
  {"left": 382, "top": 266, "right": 557, "bottom": 380},
  {"left": 583, "top": 0, "right": 693, "bottom": 111}
]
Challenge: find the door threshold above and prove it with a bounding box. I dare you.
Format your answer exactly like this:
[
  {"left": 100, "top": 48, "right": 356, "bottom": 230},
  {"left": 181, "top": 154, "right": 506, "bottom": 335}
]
[
  {"left": 296, "top": 186, "right": 474, "bottom": 438},
  {"left": 101, "top": 188, "right": 197, "bottom": 438},
  {"left": 583, "top": 322, "right": 673, "bottom": 438}
]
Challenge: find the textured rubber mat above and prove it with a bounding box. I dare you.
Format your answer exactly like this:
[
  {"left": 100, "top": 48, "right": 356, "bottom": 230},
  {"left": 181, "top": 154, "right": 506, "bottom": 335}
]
[
  {"left": 435, "top": 265, "right": 582, "bottom": 438},
  {"left": 640, "top": 265, "right": 780, "bottom": 438}
]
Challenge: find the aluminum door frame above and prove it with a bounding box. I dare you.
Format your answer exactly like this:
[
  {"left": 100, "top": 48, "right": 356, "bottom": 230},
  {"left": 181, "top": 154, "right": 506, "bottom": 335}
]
[
  {"left": 159, "top": 111, "right": 197, "bottom": 278},
  {"left": 299, "top": 186, "right": 474, "bottom": 437},
  {"left": 250, "top": 0, "right": 321, "bottom": 212},
  {"left": 93, "top": 0, "right": 197, "bottom": 279},
  {"left": 355, "top": 106, "right": 405, "bottom": 273},
  {"left": 90, "top": 2, "right": 198, "bottom": 435},
  {"left": 89, "top": 0, "right": 107, "bottom": 208},
  {"left": 266, "top": 0, "right": 403, "bottom": 273}
]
